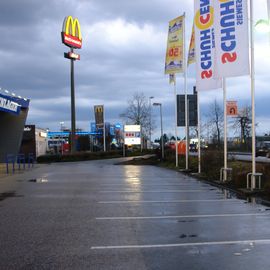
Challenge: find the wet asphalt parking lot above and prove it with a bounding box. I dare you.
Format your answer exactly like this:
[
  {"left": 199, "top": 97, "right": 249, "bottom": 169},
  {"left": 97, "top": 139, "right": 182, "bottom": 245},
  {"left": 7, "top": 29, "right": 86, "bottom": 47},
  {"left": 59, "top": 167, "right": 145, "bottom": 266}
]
[{"left": 1, "top": 158, "right": 270, "bottom": 269}]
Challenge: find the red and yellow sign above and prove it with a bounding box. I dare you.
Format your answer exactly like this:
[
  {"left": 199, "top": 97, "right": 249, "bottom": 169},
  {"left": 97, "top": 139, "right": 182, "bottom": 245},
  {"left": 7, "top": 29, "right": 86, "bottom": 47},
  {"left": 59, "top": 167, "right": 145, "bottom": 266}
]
[
  {"left": 226, "top": 101, "right": 238, "bottom": 117},
  {"left": 61, "top": 16, "right": 82, "bottom": 49}
]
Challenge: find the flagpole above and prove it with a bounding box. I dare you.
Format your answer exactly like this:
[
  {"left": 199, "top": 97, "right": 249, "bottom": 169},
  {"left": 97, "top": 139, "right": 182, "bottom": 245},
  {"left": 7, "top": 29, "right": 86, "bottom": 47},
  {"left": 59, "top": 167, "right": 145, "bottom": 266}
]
[
  {"left": 197, "top": 89, "right": 201, "bottom": 174},
  {"left": 250, "top": 0, "right": 256, "bottom": 189},
  {"left": 183, "top": 12, "right": 189, "bottom": 170},
  {"left": 223, "top": 78, "right": 228, "bottom": 181},
  {"left": 267, "top": 0, "right": 270, "bottom": 46},
  {"left": 174, "top": 78, "right": 179, "bottom": 167}
]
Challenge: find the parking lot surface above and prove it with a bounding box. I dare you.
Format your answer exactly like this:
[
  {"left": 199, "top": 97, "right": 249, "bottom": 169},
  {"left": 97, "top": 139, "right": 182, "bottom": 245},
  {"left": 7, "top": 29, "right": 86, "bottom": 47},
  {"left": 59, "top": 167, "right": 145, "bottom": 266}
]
[{"left": 1, "top": 158, "right": 270, "bottom": 269}]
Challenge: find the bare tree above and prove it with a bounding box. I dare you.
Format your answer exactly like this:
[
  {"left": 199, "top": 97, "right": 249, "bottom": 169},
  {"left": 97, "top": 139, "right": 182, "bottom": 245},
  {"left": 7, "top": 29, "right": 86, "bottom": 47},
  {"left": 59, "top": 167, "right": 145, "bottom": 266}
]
[
  {"left": 207, "top": 99, "right": 224, "bottom": 147},
  {"left": 233, "top": 106, "right": 252, "bottom": 150},
  {"left": 120, "top": 92, "right": 154, "bottom": 138}
]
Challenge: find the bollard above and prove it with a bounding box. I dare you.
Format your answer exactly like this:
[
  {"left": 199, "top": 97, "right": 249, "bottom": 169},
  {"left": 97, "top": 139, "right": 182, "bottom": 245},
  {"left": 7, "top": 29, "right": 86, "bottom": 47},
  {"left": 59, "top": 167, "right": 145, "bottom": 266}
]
[
  {"left": 5, "top": 154, "right": 15, "bottom": 174},
  {"left": 28, "top": 153, "right": 34, "bottom": 168},
  {"left": 17, "top": 154, "right": 26, "bottom": 170}
]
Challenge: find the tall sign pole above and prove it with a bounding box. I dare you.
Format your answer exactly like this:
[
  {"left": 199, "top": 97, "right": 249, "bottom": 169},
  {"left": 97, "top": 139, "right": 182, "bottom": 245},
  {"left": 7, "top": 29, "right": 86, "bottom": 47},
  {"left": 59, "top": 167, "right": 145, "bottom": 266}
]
[
  {"left": 103, "top": 106, "right": 106, "bottom": 152},
  {"left": 223, "top": 78, "right": 228, "bottom": 181},
  {"left": 165, "top": 14, "right": 184, "bottom": 167},
  {"left": 197, "top": 90, "right": 201, "bottom": 174},
  {"left": 70, "top": 48, "right": 76, "bottom": 153},
  {"left": 174, "top": 80, "right": 179, "bottom": 167},
  {"left": 61, "top": 16, "right": 82, "bottom": 154},
  {"left": 183, "top": 13, "right": 189, "bottom": 171},
  {"left": 250, "top": 0, "right": 256, "bottom": 189}
]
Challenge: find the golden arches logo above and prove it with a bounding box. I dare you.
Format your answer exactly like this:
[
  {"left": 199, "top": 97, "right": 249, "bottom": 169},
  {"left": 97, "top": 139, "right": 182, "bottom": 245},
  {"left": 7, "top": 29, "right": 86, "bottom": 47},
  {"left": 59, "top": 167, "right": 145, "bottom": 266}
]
[
  {"left": 195, "top": 6, "right": 214, "bottom": 30},
  {"left": 95, "top": 106, "right": 103, "bottom": 113},
  {"left": 61, "top": 16, "right": 82, "bottom": 49}
]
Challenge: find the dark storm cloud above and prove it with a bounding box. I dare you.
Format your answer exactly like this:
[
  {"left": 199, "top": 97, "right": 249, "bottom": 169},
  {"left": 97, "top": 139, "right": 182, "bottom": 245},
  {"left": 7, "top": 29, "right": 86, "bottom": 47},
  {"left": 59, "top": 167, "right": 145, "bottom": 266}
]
[{"left": 1, "top": 0, "right": 268, "bottom": 135}]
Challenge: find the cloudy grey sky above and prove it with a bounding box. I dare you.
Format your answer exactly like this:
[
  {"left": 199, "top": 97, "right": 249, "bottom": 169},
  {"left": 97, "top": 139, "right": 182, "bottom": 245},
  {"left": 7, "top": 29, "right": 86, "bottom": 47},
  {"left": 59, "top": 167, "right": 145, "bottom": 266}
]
[{"left": 0, "top": 0, "right": 269, "bottom": 139}]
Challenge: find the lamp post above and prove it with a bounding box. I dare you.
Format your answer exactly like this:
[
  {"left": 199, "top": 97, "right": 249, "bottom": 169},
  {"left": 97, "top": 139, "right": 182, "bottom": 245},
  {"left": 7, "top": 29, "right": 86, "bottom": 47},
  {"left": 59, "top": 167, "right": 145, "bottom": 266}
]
[
  {"left": 60, "top": 122, "right": 64, "bottom": 155},
  {"left": 46, "top": 128, "right": 49, "bottom": 154},
  {"left": 149, "top": 96, "right": 154, "bottom": 149},
  {"left": 153, "top": 102, "right": 164, "bottom": 160},
  {"left": 255, "top": 1, "right": 270, "bottom": 44}
]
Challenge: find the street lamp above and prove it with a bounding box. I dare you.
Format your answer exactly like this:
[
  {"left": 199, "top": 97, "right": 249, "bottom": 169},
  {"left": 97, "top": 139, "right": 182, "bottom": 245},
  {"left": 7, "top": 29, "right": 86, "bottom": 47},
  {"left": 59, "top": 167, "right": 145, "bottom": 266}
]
[
  {"left": 60, "top": 122, "right": 64, "bottom": 155},
  {"left": 153, "top": 102, "right": 164, "bottom": 160},
  {"left": 255, "top": 0, "right": 270, "bottom": 44},
  {"left": 46, "top": 128, "right": 50, "bottom": 154},
  {"left": 149, "top": 96, "right": 154, "bottom": 149},
  {"left": 255, "top": 19, "right": 270, "bottom": 33}
]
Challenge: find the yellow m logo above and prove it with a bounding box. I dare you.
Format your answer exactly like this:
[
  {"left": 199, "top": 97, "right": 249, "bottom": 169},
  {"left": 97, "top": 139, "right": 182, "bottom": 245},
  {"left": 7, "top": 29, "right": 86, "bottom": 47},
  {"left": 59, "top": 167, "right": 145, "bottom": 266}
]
[{"left": 63, "top": 16, "right": 82, "bottom": 40}]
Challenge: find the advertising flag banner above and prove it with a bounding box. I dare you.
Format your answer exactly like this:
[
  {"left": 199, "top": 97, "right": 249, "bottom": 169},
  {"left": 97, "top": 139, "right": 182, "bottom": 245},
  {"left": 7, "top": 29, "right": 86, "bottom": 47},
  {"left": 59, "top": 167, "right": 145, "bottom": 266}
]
[
  {"left": 187, "top": 24, "right": 195, "bottom": 66},
  {"left": 194, "top": 0, "right": 222, "bottom": 90},
  {"left": 165, "top": 15, "right": 184, "bottom": 74},
  {"left": 226, "top": 101, "right": 238, "bottom": 116},
  {"left": 214, "top": 0, "right": 250, "bottom": 78}
]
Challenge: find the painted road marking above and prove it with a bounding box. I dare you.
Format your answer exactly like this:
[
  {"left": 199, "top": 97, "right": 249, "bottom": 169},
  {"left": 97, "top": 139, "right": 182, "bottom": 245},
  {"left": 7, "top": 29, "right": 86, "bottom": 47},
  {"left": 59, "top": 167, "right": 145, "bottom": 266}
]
[
  {"left": 96, "top": 213, "right": 269, "bottom": 220},
  {"left": 99, "top": 184, "right": 203, "bottom": 186},
  {"left": 98, "top": 199, "right": 238, "bottom": 204},
  {"left": 99, "top": 190, "right": 207, "bottom": 193},
  {"left": 91, "top": 239, "right": 270, "bottom": 250}
]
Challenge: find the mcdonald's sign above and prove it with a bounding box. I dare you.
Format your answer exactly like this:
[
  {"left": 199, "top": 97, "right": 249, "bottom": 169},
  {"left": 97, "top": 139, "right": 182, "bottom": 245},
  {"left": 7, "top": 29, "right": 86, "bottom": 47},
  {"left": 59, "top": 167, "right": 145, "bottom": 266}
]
[
  {"left": 61, "top": 16, "right": 82, "bottom": 49},
  {"left": 94, "top": 105, "right": 104, "bottom": 126}
]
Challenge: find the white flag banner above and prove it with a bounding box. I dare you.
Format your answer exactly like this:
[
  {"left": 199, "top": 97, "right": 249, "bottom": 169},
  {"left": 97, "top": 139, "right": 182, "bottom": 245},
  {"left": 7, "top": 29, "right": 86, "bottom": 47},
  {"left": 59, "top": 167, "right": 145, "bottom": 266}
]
[
  {"left": 194, "top": 0, "right": 222, "bottom": 91},
  {"left": 214, "top": 0, "right": 250, "bottom": 78}
]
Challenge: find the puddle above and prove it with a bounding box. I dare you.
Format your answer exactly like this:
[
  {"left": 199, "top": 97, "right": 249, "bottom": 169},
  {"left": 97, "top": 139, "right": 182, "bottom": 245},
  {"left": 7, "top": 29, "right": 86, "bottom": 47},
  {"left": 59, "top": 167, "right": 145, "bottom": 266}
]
[
  {"left": 179, "top": 234, "right": 198, "bottom": 239},
  {"left": 221, "top": 188, "right": 270, "bottom": 208},
  {"left": 178, "top": 220, "right": 195, "bottom": 223},
  {"left": 0, "top": 191, "right": 23, "bottom": 202},
  {"left": 28, "top": 178, "right": 48, "bottom": 183}
]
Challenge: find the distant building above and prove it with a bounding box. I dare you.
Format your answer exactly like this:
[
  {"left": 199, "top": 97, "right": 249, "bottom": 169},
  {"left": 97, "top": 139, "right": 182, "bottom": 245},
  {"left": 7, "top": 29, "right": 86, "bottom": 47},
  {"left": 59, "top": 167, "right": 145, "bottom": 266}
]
[{"left": 20, "top": 125, "right": 47, "bottom": 158}]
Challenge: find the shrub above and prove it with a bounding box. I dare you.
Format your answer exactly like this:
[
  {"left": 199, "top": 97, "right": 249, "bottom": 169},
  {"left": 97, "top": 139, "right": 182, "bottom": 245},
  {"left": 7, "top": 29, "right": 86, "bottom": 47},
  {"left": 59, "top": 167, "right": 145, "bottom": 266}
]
[{"left": 201, "top": 150, "right": 223, "bottom": 181}]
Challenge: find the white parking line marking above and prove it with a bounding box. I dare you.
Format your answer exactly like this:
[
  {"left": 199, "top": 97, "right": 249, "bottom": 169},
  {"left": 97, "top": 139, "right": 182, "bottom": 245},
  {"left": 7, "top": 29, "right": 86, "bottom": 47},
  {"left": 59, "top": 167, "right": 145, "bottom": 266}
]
[
  {"left": 96, "top": 213, "right": 269, "bottom": 220},
  {"left": 98, "top": 199, "right": 238, "bottom": 204},
  {"left": 91, "top": 239, "right": 270, "bottom": 250},
  {"left": 99, "top": 184, "right": 202, "bottom": 187},
  {"left": 99, "top": 190, "right": 207, "bottom": 193}
]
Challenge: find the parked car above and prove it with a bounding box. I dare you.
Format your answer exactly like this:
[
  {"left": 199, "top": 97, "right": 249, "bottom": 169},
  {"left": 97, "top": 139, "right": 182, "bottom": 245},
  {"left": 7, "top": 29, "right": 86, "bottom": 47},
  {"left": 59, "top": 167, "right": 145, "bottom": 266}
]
[{"left": 256, "top": 141, "right": 270, "bottom": 157}]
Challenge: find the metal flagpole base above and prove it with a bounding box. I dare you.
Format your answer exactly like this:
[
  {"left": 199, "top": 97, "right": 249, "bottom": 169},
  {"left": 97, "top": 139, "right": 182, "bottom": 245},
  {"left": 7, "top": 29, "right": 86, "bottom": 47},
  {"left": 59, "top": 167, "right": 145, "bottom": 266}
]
[{"left": 246, "top": 172, "right": 263, "bottom": 191}]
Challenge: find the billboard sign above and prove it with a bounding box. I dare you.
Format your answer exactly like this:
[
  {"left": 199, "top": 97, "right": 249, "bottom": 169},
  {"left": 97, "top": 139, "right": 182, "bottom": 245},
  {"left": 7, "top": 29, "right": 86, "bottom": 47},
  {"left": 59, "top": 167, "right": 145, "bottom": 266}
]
[
  {"left": 90, "top": 122, "right": 96, "bottom": 133},
  {"left": 124, "top": 125, "right": 141, "bottom": 145},
  {"left": 177, "top": 94, "right": 198, "bottom": 127},
  {"left": 226, "top": 101, "right": 238, "bottom": 117},
  {"left": 61, "top": 16, "right": 82, "bottom": 49},
  {"left": 0, "top": 93, "right": 21, "bottom": 115},
  {"left": 94, "top": 105, "right": 104, "bottom": 126},
  {"left": 64, "top": 51, "right": 80, "bottom": 60}
]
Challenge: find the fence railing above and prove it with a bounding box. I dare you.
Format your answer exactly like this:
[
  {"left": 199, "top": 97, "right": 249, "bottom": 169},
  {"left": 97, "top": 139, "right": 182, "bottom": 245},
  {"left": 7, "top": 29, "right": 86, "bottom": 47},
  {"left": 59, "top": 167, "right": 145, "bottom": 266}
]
[{"left": 6, "top": 153, "right": 35, "bottom": 174}]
